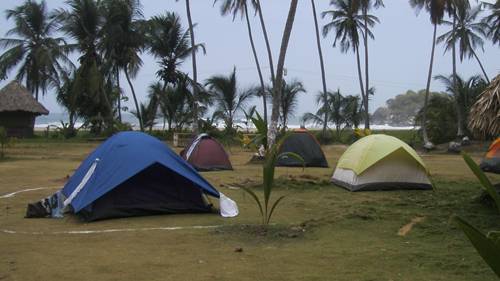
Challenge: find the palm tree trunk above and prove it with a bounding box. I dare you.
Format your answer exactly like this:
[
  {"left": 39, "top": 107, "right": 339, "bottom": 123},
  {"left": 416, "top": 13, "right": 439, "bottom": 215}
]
[
  {"left": 422, "top": 24, "right": 438, "bottom": 146},
  {"left": 451, "top": 14, "right": 464, "bottom": 138},
  {"left": 185, "top": 0, "right": 199, "bottom": 134},
  {"left": 124, "top": 69, "right": 144, "bottom": 131},
  {"left": 116, "top": 68, "right": 122, "bottom": 123},
  {"left": 355, "top": 45, "right": 367, "bottom": 127},
  {"left": 243, "top": 2, "right": 267, "bottom": 130},
  {"left": 268, "top": 0, "right": 299, "bottom": 147},
  {"left": 363, "top": 6, "right": 370, "bottom": 130},
  {"left": 255, "top": 0, "right": 273, "bottom": 126},
  {"left": 311, "top": 0, "right": 329, "bottom": 138},
  {"left": 471, "top": 50, "right": 490, "bottom": 84}
]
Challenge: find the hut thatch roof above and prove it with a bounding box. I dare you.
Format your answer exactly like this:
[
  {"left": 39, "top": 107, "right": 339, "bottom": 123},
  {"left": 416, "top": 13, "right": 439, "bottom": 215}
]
[
  {"left": 469, "top": 74, "right": 500, "bottom": 138},
  {"left": 0, "top": 81, "right": 49, "bottom": 115}
]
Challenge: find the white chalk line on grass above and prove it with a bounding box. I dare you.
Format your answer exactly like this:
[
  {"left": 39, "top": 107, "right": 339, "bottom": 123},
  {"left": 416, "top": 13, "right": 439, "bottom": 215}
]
[
  {"left": 0, "top": 187, "right": 59, "bottom": 199},
  {"left": 1, "top": 225, "right": 225, "bottom": 235}
]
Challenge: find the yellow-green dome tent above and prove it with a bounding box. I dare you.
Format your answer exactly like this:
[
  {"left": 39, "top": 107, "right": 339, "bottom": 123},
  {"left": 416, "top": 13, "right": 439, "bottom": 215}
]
[{"left": 331, "top": 134, "right": 432, "bottom": 191}]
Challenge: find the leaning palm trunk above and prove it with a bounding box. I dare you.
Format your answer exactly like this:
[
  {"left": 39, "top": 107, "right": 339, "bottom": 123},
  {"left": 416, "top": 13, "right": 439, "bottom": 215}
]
[
  {"left": 471, "top": 49, "right": 490, "bottom": 84},
  {"left": 451, "top": 14, "right": 464, "bottom": 137},
  {"left": 311, "top": 0, "right": 329, "bottom": 138},
  {"left": 268, "top": 0, "right": 299, "bottom": 147},
  {"left": 117, "top": 69, "right": 123, "bottom": 123},
  {"left": 355, "top": 45, "right": 367, "bottom": 125},
  {"left": 244, "top": 2, "right": 267, "bottom": 128},
  {"left": 255, "top": 0, "right": 274, "bottom": 125},
  {"left": 363, "top": 6, "right": 370, "bottom": 130},
  {"left": 124, "top": 68, "right": 144, "bottom": 131},
  {"left": 422, "top": 24, "right": 438, "bottom": 146},
  {"left": 185, "top": 0, "right": 199, "bottom": 134}
]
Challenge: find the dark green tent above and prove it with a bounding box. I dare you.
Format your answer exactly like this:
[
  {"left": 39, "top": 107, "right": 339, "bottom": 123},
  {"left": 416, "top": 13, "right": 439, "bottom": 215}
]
[{"left": 277, "top": 129, "right": 328, "bottom": 168}]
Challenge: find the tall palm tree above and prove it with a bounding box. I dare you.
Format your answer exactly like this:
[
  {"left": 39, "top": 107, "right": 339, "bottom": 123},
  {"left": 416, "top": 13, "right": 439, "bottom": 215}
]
[
  {"left": 205, "top": 68, "right": 254, "bottom": 131},
  {"left": 310, "top": 0, "right": 329, "bottom": 138},
  {"left": 483, "top": 0, "right": 500, "bottom": 45},
  {"left": 215, "top": 0, "right": 269, "bottom": 126},
  {"left": 438, "top": 3, "right": 490, "bottom": 83},
  {"left": 409, "top": 0, "right": 447, "bottom": 147},
  {"left": 322, "top": 0, "right": 377, "bottom": 130},
  {"left": 100, "top": 0, "right": 145, "bottom": 130},
  {"left": 254, "top": 0, "right": 276, "bottom": 91},
  {"left": 0, "top": 0, "right": 71, "bottom": 100},
  {"left": 146, "top": 12, "right": 205, "bottom": 89},
  {"left": 268, "top": 0, "right": 299, "bottom": 147},
  {"left": 176, "top": 0, "right": 201, "bottom": 133},
  {"left": 57, "top": 0, "right": 113, "bottom": 128},
  {"left": 354, "top": 0, "right": 384, "bottom": 129},
  {"left": 279, "top": 79, "right": 306, "bottom": 129}
]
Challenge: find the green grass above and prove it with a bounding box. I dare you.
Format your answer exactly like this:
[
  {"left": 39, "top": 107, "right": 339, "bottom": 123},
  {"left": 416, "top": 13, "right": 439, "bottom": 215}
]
[{"left": 0, "top": 139, "right": 500, "bottom": 280}]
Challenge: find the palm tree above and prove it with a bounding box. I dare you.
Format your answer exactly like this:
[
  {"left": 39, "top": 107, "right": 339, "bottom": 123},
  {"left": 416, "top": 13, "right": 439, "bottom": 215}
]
[
  {"left": 57, "top": 0, "right": 113, "bottom": 129},
  {"left": 56, "top": 70, "right": 78, "bottom": 135},
  {"left": 215, "top": 0, "right": 269, "bottom": 126},
  {"left": 302, "top": 90, "right": 353, "bottom": 138},
  {"left": 279, "top": 79, "right": 306, "bottom": 129},
  {"left": 254, "top": 0, "right": 276, "bottom": 92},
  {"left": 146, "top": 12, "right": 205, "bottom": 89},
  {"left": 354, "top": 0, "right": 384, "bottom": 129},
  {"left": 268, "top": 0, "right": 299, "bottom": 147},
  {"left": 409, "top": 0, "right": 448, "bottom": 147},
  {"left": 322, "top": 0, "right": 377, "bottom": 130},
  {"left": 0, "top": 0, "right": 71, "bottom": 100},
  {"left": 483, "top": 0, "right": 500, "bottom": 45},
  {"left": 176, "top": 0, "right": 202, "bottom": 133},
  {"left": 205, "top": 68, "right": 254, "bottom": 131},
  {"left": 438, "top": 3, "right": 491, "bottom": 83},
  {"left": 100, "top": 0, "right": 145, "bottom": 130},
  {"left": 310, "top": 0, "right": 329, "bottom": 138},
  {"left": 343, "top": 94, "right": 363, "bottom": 129},
  {"left": 435, "top": 74, "right": 486, "bottom": 136}
]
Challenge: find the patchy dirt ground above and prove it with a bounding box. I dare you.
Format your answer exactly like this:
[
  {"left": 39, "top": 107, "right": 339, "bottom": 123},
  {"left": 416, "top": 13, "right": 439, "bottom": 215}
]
[{"left": 1, "top": 140, "right": 500, "bottom": 281}]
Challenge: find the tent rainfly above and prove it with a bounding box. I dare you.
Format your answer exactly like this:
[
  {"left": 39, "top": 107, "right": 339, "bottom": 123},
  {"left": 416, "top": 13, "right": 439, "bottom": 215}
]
[
  {"left": 277, "top": 129, "right": 329, "bottom": 168},
  {"left": 480, "top": 138, "right": 500, "bottom": 174},
  {"left": 180, "top": 134, "right": 233, "bottom": 171},
  {"left": 26, "top": 132, "right": 238, "bottom": 221},
  {"left": 331, "top": 134, "right": 433, "bottom": 191},
  {"left": 0, "top": 81, "right": 49, "bottom": 137}
]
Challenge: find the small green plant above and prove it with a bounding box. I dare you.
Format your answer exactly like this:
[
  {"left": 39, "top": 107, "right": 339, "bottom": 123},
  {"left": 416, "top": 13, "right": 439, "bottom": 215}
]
[
  {"left": 462, "top": 152, "right": 500, "bottom": 213},
  {"left": 0, "top": 126, "right": 6, "bottom": 158},
  {"left": 250, "top": 111, "right": 268, "bottom": 149},
  {"left": 455, "top": 153, "right": 500, "bottom": 277},
  {"left": 455, "top": 217, "right": 500, "bottom": 277},
  {"left": 241, "top": 135, "right": 304, "bottom": 225}
]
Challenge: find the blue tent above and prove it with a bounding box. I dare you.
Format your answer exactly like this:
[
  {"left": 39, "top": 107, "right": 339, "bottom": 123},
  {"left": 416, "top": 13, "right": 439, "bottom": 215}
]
[{"left": 26, "top": 132, "right": 238, "bottom": 221}]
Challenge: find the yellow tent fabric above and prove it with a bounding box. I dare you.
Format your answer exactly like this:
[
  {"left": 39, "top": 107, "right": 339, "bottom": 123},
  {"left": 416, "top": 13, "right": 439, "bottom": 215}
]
[{"left": 336, "top": 134, "right": 428, "bottom": 175}]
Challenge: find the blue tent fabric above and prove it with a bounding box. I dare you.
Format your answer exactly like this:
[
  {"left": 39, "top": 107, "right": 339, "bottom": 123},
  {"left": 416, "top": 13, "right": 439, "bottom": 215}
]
[{"left": 61, "top": 132, "right": 220, "bottom": 213}]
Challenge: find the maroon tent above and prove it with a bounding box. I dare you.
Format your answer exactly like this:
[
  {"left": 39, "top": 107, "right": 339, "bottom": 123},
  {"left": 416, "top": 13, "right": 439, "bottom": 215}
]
[{"left": 180, "top": 134, "right": 233, "bottom": 171}]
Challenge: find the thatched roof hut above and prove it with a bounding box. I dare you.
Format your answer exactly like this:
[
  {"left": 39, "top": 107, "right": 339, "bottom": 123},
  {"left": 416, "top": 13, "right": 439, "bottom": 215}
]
[
  {"left": 0, "top": 81, "right": 49, "bottom": 137},
  {"left": 469, "top": 74, "right": 500, "bottom": 139}
]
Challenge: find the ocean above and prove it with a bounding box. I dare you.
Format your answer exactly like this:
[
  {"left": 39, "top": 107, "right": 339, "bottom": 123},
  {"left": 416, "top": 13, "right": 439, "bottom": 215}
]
[{"left": 35, "top": 113, "right": 417, "bottom": 131}]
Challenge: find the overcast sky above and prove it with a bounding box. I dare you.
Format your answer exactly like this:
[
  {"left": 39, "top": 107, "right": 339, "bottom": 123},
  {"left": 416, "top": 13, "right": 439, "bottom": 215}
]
[{"left": 0, "top": 0, "right": 498, "bottom": 117}]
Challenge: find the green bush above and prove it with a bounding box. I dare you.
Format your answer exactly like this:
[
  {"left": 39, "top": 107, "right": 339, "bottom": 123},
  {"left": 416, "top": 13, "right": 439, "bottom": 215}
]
[{"left": 415, "top": 93, "right": 457, "bottom": 144}]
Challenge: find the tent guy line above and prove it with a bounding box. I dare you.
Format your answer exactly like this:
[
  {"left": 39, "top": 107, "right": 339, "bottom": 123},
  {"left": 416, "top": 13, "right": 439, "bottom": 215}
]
[
  {"left": 0, "top": 225, "right": 225, "bottom": 235},
  {"left": 0, "top": 187, "right": 59, "bottom": 199}
]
